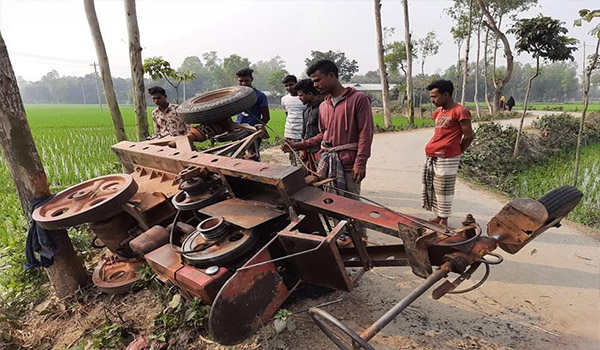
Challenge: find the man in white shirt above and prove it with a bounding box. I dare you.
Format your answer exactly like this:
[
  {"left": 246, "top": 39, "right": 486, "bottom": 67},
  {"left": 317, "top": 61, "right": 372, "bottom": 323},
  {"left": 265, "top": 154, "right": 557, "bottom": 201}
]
[{"left": 281, "top": 75, "right": 305, "bottom": 166}]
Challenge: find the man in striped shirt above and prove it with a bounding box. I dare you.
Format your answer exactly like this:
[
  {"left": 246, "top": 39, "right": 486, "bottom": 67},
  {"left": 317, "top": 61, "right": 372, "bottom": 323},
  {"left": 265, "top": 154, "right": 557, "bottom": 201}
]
[
  {"left": 281, "top": 75, "right": 305, "bottom": 166},
  {"left": 422, "top": 80, "right": 474, "bottom": 226}
]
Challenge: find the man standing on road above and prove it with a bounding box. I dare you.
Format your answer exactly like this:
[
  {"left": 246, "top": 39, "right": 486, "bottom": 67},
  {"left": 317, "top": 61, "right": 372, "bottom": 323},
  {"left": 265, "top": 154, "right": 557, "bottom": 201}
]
[
  {"left": 422, "top": 80, "right": 474, "bottom": 226},
  {"left": 281, "top": 75, "right": 305, "bottom": 165},
  {"left": 284, "top": 60, "right": 374, "bottom": 238},
  {"left": 148, "top": 86, "right": 189, "bottom": 138},
  {"left": 292, "top": 78, "right": 322, "bottom": 172},
  {"left": 235, "top": 68, "right": 270, "bottom": 126}
]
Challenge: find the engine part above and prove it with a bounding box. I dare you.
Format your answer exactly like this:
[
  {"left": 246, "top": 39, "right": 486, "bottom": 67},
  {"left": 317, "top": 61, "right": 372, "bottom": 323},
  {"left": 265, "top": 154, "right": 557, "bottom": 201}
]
[
  {"left": 129, "top": 225, "right": 170, "bottom": 256},
  {"left": 171, "top": 182, "right": 226, "bottom": 211},
  {"left": 143, "top": 244, "right": 231, "bottom": 304},
  {"left": 92, "top": 256, "right": 145, "bottom": 295},
  {"left": 89, "top": 212, "right": 139, "bottom": 257},
  {"left": 33, "top": 174, "right": 138, "bottom": 229},
  {"left": 181, "top": 225, "right": 259, "bottom": 268},
  {"left": 197, "top": 217, "right": 228, "bottom": 241}
]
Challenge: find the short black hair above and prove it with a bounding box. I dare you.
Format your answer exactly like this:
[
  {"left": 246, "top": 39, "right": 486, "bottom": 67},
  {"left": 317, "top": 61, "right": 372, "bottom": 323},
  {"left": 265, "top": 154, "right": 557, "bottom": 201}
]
[
  {"left": 281, "top": 74, "right": 297, "bottom": 84},
  {"left": 426, "top": 80, "right": 454, "bottom": 95},
  {"left": 236, "top": 68, "right": 254, "bottom": 78},
  {"left": 293, "top": 79, "right": 318, "bottom": 95},
  {"left": 306, "top": 60, "right": 339, "bottom": 78},
  {"left": 148, "top": 86, "right": 166, "bottom": 96}
]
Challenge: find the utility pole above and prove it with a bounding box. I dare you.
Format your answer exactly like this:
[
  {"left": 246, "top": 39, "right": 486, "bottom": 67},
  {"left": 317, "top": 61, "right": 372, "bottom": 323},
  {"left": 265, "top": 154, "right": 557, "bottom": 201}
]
[
  {"left": 92, "top": 62, "right": 102, "bottom": 111},
  {"left": 183, "top": 80, "right": 186, "bottom": 101},
  {"left": 81, "top": 81, "right": 87, "bottom": 105}
]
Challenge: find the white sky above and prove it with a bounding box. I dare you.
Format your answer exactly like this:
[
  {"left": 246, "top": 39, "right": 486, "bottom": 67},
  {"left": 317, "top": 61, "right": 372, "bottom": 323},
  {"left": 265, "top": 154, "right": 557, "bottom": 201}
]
[{"left": 1, "top": 0, "right": 597, "bottom": 81}]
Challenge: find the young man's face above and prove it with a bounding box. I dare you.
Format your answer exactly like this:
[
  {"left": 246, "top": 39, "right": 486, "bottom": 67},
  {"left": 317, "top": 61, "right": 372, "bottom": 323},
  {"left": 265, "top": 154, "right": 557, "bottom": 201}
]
[
  {"left": 310, "top": 70, "right": 336, "bottom": 94},
  {"left": 237, "top": 76, "right": 253, "bottom": 87},
  {"left": 151, "top": 93, "right": 167, "bottom": 107},
  {"left": 284, "top": 81, "right": 297, "bottom": 95},
  {"left": 297, "top": 91, "right": 314, "bottom": 105},
  {"left": 429, "top": 88, "right": 451, "bottom": 107}
]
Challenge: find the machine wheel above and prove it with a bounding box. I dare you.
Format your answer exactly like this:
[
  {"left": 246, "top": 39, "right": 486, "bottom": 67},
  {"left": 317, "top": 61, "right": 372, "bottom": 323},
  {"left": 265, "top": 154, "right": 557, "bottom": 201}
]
[
  {"left": 308, "top": 308, "right": 375, "bottom": 350},
  {"left": 537, "top": 186, "right": 582, "bottom": 223},
  {"left": 177, "top": 86, "right": 257, "bottom": 124},
  {"left": 92, "top": 257, "right": 144, "bottom": 295},
  {"left": 32, "top": 174, "right": 138, "bottom": 229}
]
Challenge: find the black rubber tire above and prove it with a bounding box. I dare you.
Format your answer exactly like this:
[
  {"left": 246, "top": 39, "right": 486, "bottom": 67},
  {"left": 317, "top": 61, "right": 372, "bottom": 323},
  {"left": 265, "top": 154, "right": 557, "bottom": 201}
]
[
  {"left": 537, "top": 185, "right": 583, "bottom": 223},
  {"left": 177, "top": 86, "right": 257, "bottom": 124}
]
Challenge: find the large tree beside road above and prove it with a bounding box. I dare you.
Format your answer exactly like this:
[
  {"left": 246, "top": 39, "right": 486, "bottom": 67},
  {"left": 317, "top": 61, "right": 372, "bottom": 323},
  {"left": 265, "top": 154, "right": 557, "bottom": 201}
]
[{"left": 0, "top": 31, "right": 88, "bottom": 299}]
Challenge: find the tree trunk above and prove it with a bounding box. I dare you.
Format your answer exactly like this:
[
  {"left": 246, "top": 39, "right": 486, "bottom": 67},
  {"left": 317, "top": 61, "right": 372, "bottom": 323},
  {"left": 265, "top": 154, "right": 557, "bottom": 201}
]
[
  {"left": 374, "top": 0, "right": 392, "bottom": 127},
  {"left": 0, "top": 32, "right": 88, "bottom": 298},
  {"left": 474, "top": 13, "right": 482, "bottom": 119},
  {"left": 455, "top": 41, "right": 463, "bottom": 100},
  {"left": 492, "top": 13, "right": 503, "bottom": 90},
  {"left": 476, "top": 0, "right": 513, "bottom": 114},
  {"left": 513, "top": 57, "right": 539, "bottom": 158},
  {"left": 84, "top": 0, "right": 127, "bottom": 142},
  {"left": 125, "top": 0, "right": 149, "bottom": 141},
  {"left": 460, "top": 0, "right": 474, "bottom": 105},
  {"left": 402, "top": 0, "right": 414, "bottom": 126},
  {"left": 482, "top": 26, "right": 492, "bottom": 113},
  {"left": 574, "top": 37, "right": 600, "bottom": 186}
]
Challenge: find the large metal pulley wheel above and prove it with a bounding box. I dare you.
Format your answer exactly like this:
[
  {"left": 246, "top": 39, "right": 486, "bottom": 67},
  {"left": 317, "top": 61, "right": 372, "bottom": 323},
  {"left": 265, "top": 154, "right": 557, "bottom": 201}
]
[
  {"left": 33, "top": 174, "right": 138, "bottom": 229},
  {"left": 309, "top": 308, "right": 375, "bottom": 350},
  {"left": 92, "top": 256, "right": 145, "bottom": 295},
  {"left": 181, "top": 218, "right": 259, "bottom": 268},
  {"left": 172, "top": 179, "right": 226, "bottom": 211}
]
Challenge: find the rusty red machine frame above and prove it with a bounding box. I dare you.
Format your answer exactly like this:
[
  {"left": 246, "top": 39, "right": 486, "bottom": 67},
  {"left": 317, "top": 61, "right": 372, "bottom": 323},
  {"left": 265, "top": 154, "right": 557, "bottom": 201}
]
[{"left": 33, "top": 135, "right": 582, "bottom": 349}]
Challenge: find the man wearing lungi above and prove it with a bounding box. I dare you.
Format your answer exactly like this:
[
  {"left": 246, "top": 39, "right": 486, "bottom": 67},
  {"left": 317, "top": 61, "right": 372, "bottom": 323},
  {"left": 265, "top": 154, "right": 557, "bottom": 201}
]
[{"left": 422, "top": 80, "right": 474, "bottom": 226}]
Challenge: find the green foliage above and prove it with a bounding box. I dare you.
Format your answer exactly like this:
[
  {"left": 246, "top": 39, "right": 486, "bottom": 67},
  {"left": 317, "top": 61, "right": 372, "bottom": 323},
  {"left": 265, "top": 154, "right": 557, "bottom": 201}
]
[
  {"left": 305, "top": 50, "right": 358, "bottom": 82},
  {"left": 509, "top": 15, "right": 578, "bottom": 64},
  {"left": 88, "top": 320, "right": 135, "bottom": 350},
  {"left": 143, "top": 57, "right": 195, "bottom": 102},
  {"left": 152, "top": 294, "right": 210, "bottom": 345},
  {"left": 384, "top": 41, "right": 415, "bottom": 75},
  {"left": 267, "top": 69, "right": 290, "bottom": 97},
  {"left": 574, "top": 9, "right": 600, "bottom": 38},
  {"left": 461, "top": 113, "right": 600, "bottom": 227}
]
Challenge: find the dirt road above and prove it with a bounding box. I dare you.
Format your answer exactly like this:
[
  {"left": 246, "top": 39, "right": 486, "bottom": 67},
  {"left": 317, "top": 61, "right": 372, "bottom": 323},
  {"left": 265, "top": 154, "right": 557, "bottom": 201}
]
[{"left": 260, "top": 113, "right": 599, "bottom": 350}]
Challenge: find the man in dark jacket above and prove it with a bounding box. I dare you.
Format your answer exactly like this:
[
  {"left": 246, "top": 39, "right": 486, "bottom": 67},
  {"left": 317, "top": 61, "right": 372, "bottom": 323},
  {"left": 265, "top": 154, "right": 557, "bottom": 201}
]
[
  {"left": 290, "top": 78, "right": 321, "bottom": 172},
  {"left": 284, "top": 60, "right": 374, "bottom": 238}
]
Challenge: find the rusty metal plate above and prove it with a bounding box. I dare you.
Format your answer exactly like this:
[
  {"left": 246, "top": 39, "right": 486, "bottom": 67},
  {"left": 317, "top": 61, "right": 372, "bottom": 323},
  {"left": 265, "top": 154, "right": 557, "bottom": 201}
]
[
  {"left": 292, "top": 187, "right": 420, "bottom": 237},
  {"left": 489, "top": 198, "right": 548, "bottom": 254},
  {"left": 277, "top": 222, "right": 353, "bottom": 292},
  {"left": 199, "top": 198, "right": 286, "bottom": 229},
  {"left": 208, "top": 248, "right": 298, "bottom": 345}
]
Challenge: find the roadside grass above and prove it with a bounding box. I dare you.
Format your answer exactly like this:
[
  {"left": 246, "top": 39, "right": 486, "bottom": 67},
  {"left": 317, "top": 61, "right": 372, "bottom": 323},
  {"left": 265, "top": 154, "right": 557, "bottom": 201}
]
[
  {"left": 513, "top": 101, "right": 600, "bottom": 112},
  {"left": 512, "top": 143, "right": 600, "bottom": 229}
]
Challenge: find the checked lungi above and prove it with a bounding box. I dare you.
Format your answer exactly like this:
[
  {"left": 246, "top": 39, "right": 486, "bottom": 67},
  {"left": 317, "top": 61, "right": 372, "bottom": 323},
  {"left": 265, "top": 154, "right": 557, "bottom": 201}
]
[{"left": 421, "top": 156, "right": 461, "bottom": 218}]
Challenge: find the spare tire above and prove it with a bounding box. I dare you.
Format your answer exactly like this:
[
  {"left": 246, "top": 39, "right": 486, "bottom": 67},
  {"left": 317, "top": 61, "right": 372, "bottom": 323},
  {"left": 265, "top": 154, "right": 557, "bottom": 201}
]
[
  {"left": 537, "top": 185, "right": 583, "bottom": 224},
  {"left": 178, "top": 86, "right": 257, "bottom": 124}
]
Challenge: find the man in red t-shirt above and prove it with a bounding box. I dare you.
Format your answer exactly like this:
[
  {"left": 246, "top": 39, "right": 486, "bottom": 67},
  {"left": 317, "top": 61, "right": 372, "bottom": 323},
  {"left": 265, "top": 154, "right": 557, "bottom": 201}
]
[{"left": 422, "top": 80, "right": 474, "bottom": 226}]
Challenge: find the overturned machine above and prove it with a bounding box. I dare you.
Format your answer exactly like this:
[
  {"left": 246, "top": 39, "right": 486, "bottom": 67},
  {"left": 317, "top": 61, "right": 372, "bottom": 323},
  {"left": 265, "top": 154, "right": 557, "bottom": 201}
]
[{"left": 32, "top": 86, "right": 583, "bottom": 349}]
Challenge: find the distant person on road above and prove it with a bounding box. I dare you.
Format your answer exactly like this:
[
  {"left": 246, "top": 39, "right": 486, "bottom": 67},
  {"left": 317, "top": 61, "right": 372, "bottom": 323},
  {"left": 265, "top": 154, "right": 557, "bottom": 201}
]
[
  {"left": 422, "top": 80, "right": 474, "bottom": 226},
  {"left": 281, "top": 74, "right": 305, "bottom": 166},
  {"left": 500, "top": 95, "right": 506, "bottom": 111},
  {"left": 291, "top": 78, "right": 322, "bottom": 172},
  {"left": 148, "top": 86, "right": 189, "bottom": 138},
  {"left": 283, "top": 60, "right": 374, "bottom": 239},
  {"left": 235, "top": 68, "right": 270, "bottom": 126},
  {"left": 506, "top": 96, "right": 515, "bottom": 111}
]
